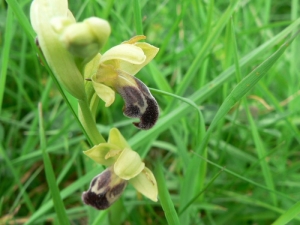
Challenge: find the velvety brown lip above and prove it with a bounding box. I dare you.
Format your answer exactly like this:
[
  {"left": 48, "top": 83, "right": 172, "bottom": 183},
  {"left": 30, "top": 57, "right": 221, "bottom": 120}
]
[{"left": 117, "top": 76, "right": 159, "bottom": 130}]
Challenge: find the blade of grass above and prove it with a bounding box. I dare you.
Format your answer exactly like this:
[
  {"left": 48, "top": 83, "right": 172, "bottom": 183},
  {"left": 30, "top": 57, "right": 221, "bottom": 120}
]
[
  {"left": 230, "top": 18, "right": 242, "bottom": 83},
  {"left": 257, "top": 82, "right": 300, "bottom": 144},
  {"left": 90, "top": 210, "right": 108, "bottom": 225},
  {"left": 147, "top": 62, "right": 173, "bottom": 95},
  {"left": 198, "top": 31, "right": 300, "bottom": 158},
  {"left": 5, "top": 0, "right": 36, "bottom": 39},
  {"left": 0, "top": 7, "right": 13, "bottom": 114},
  {"left": 133, "top": 0, "right": 143, "bottom": 35},
  {"left": 175, "top": 0, "right": 240, "bottom": 97},
  {"left": 209, "top": 139, "right": 257, "bottom": 163},
  {"left": 0, "top": 144, "right": 35, "bottom": 214},
  {"left": 155, "top": 1, "right": 187, "bottom": 61},
  {"left": 12, "top": 136, "right": 85, "bottom": 165},
  {"left": 175, "top": 82, "right": 207, "bottom": 223},
  {"left": 24, "top": 166, "right": 100, "bottom": 225},
  {"left": 179, "top": 147, "right": 207, "bottom": 224},
  {"left": 219, "top": 190, "right": 296, "bottom": 218},
  {"left": 21, "top": 79, "right": 54, "bottom": 155},
  {"left": 232, "top": 16, "right": 277, "bottom": 206},
  {"left": 179, "top": 168, "right": 223, "bottom": 215},
  {"left": 149, "top": 87, "right": 205, "bottom": 147},
  {"left": 169, "top": 128, "right": 189, "bottom": 166},
  {"left": 272, "top": 201, "right": 300, "bottom": 225},
  {"left": 204, "top": 0, "right": 214, "bottom": 37},
  {"left": 192, "top": 151, "right": 295, "bottom": 202},
  {"left": 244, "top": 103, "right": 277, "bottom": 206},
  {"left": 215, "top": 19, "right": 234, "bottom": 158},
  {"left": 0, "top": 197, "right": 3, "bottom": 219},
  {"left": 11, "top": 166, "right": 43, "bottom": 213},
  {"left": 129, "top": 17, "right": 300, "bottom": 154},
  {"left": 41, "top": 147, "right": 81, "bottom": 204},
  {"left": 38, "top": 103, "right": 70, "bottom": 225},
  {"left": 155, "top": 160, "right": 180, "bottom": 225},
  {"left": 263, "top": 0, "right": 271, "bottom": 24}
]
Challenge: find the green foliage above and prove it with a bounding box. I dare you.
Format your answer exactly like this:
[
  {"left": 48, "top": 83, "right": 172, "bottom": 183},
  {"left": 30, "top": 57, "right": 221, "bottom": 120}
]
[{"left": 1, "top": 0, "right": 300, "bottom": 224}]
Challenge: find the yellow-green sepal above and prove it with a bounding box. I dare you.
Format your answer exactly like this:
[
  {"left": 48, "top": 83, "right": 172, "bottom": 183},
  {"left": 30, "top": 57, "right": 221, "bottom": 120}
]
[
  {"left": 83, "top": 143, "right": 119, "bottom": 166},
  {"left": 129, "top": 167, "right": 158, "bottom": 202},
  {"left": 108, "top": 128, "right": 131, "bottom": 149}
]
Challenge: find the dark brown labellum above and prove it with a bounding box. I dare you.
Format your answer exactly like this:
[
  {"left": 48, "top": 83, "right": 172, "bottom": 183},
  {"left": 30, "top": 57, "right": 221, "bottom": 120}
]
[
  {"left": 117, "top": 77, "right": 159, "bottom": 130},
  {"left": 82, "top": 168, "right": 127, "bottom": 210}
]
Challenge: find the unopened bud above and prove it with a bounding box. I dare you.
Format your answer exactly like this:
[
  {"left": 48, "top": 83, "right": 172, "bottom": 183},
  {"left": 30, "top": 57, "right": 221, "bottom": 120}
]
[{"left": 60, "top": 17, "right": 110, "bottom": 60}]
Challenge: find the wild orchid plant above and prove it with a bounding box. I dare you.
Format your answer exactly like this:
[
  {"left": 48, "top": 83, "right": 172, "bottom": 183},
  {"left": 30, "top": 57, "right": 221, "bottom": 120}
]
[{"left": 30, "top": 0, "right": 159, "bottom": 210}]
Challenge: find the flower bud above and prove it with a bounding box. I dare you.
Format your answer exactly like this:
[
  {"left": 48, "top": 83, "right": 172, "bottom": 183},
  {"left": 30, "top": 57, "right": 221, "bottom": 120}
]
[
  {"left": 84, "top": 17, "right": 111, "bottom": 50},
  {"left": 30, "top": 0, "right": 86, "bottom": 100},
  {"left": 60, "top": 17, "right": 110, "bottom": 60}
]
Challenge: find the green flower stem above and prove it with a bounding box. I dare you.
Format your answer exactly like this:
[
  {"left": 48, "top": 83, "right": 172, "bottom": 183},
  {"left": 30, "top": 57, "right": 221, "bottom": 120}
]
[
  {"left": 78, "top": 98, "right": 105, "bottom": 145},
  {"left": 85, "top": 82, "right": 100, "bottom": 118},
  {"left": 76, "top": 60, "right": 104, "bottom": 146}
]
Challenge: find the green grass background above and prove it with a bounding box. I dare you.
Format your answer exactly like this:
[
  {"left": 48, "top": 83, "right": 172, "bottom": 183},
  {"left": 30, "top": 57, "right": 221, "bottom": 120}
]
[{"left": 1, "top": 0, "right": 300, "bottom": 224}]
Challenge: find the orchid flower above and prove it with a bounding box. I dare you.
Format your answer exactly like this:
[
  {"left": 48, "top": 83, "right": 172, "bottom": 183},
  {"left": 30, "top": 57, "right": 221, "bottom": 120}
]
[
  {"left": 90, "top": 36, "right": 160, "bottom": 130},
  {"left": 82, "top": 128, "right": 158, "bottom": 210}
]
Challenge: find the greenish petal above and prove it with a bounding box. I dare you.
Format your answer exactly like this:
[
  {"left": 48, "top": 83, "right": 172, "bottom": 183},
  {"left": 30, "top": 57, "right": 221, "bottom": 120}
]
[
  {"left": 83, "top": 143, "right": 119, "bottom": 166},
  {"left": 30, "top": 0, "right": 39, "bottom": 32},
  {"left": 84, "top": 53, "right": 101, "bottom": 79},
  {"left": 108, "top": 128, "right": 131, "bottom": 149},
  {"left": 92, "top": 76, "right": 115, "bottom": 107},
  {"left": 84, "top": 17, "right": 110, "bottom": 50},
  {"left": 47, "top": 0, "right": 68, "bottom": 17},
  {"left": 129, "top": 167, "right": 158, "bottom": 202},
  {"left": 105, "top": 149, "right": 122, "bottom": 160},
  {"left": 114, "top": 148, "right": 145, "bottom": 180},
  {"left": 50, "top": 17, "right": 74, "bottom": 34},
  {"left": 99, "top": 44, "right": 146, "bottom": 66},
  {"left": 122, "top": 35, "right": 146, "bottom": 44},
  {"left": 31, "top": 0, "right": 69, "bottom": 31},
  {"left": 94, "top": 64, "right": 118, "bottom": 86},
  {"left": 60, "top": 22, "right": 100, "bottom": 59},
  {"left": 118, "top": 42, "right": 159, "bottom": 75},
  {"left": 59, "top": 17, "right": 110, "bottom": 60},
  {"left": 67, "top": 9, "right": 76, "bottom": 22}
]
